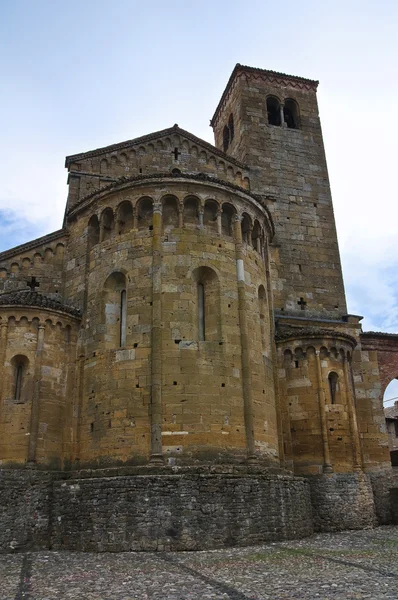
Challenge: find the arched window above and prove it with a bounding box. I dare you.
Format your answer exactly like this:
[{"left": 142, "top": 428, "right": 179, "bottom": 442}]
[
  {"left": 137, "top": 197, "right": 153, "bottom": 230},
  {"left": 266, "top": 96, "right": 281, "bottom": 126},
  {"left": 203, "top": 200, "right": 218, "bottom": 233},
  {"left": 192, "top": 267, "right": 220, "bottom": 341},
  {"left": 283, "top": 99, "right": 300, "bottom": 129},
  {"left": 11, "top": 355, "right": 29, "bottom": 402},
  {"left": 184, "top": 196, "right": 200, "bottom": 227},
  {"left": 221, "top": 203, "right": 236, "bottom": 237},
  {"left": 197, "top": 283, "right": 205, "bottom": 341},
  {"left": 241, "top": 213, "right": 252, "bottom": 244},
  {"left": 252, "top": 220, "right": 261, "bottom": 252},
  {"left": 15, "top": 365, "right": 23, "bottom": 400},
  {"left": 101, "top": 208, "right": 114, "bottom": 242},
  {"left": 258, "top": 286, "right": 267, "bottom": 354},
  {"left": 162, "top": 196, "right": 179, "bottom": 232},
  {"left": 328, "top": 372, "right": 339, "bottom": 404},
  {"left": 88, "top": 215, "right": 100, "bottom": 249},
  {"left": 120, "top": 289, "right": 127, "bottom": 347},
  {"left": 117, "top": 201, "right": 134, "bottom": 235},
  {"left": 228, "top": 114, "right": 234, "bottom": 141},
  {"left": 103, "top": 272, "right": 127, "bottom": 348},
  {"left": 223, "top": 125, "right": 230, "bottom": 152}
]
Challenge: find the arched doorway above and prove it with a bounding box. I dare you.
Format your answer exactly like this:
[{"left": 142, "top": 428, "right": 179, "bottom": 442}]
[{"left": 383, "top": 379, "right": 398, "bottom": 466}]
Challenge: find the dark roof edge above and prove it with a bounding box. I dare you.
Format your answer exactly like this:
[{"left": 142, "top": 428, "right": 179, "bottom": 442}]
[
  {"left": 65, "top": 125, "right": 247, "bottom": 170},
  {"left": 0, "top": 229, "right": 66, "bottom": 263},
  {"left": 361, "top": 331, "right": 398, "bottom": 338},
  {"left": 210, "top": 64, "right": 319, "bottom": 127},
  {"left": 275, "top": 326, "right": 357, "bottom": 347}
]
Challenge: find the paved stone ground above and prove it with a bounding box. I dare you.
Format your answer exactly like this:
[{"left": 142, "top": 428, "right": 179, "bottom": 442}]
[{"left": 1, "top": 526, "right": 398, "bottom": 599}]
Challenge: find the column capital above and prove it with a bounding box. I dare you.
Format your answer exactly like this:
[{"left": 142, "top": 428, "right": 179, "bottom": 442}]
[{"left": 153, "top": 201, "right": 162, "bottom": 214}]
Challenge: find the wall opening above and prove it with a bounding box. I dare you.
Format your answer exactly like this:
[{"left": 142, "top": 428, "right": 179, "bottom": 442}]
[
  {"left": 203, "top": 200, "right": 218, "bottom": 233},
  {"left": 328, "top": 371, "right": 339, "bottom": 404},
  {"left": 88, "top": 215, "right": 100, "bottom": 249},
  {"left": 284, "top": 99, "right": 300, "bottom": 129},
  {"left": 117, "top": 201, "right": 134, "bottom": 234},
  {"left": 267, "top": 96, "right": 281, "bottom": 126},
  {"left": 10, "top": 355, "right": 29, "bottom": 402},
  {"left": 103, "top": 272, "right": 127, "bottom": 348},
  {"left": 221, "top": 203, "right": 236, "bottom": 237},
  {"left": 162, "top": 196, "right": 179, "bottom": 232},
  {"left": 198, "top": 283, "right": 205, "bottom": 341},
  {"left": 101, "top": 208, "right": 114, "bottom": 242},
  {"left": 223, "top": 125, "right": 230, "bottom": 152},
  {"left": 192, "top": 266, "right": 220, "bottom": 341},
  {"left": 137, "top": 197, "right": 153, "bottom": 230},
  {"left": 184, "top": 196, "right": 199, "bottom": 227}
]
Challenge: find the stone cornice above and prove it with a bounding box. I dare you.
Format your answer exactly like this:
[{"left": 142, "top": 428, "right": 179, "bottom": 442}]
[
  {"left": 0, "top": 229, "right": 66, "bottom": 263},
  {"left": 65, "top": 124, "right": 247, "bottom": 171},
  {"left": 275, "top": 326, "right": 357, "bottom": 348},
  {"left": 211, "top": 64, "right": 319, "bottom": 128}
]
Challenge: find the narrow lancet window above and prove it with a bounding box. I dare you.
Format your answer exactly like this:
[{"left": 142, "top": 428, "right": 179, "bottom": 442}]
[
  {"left": 198, "top": 283, "right": 205, "bottom": 341},
  {"left": 15, "top": 364, "right": 23, "bottom": 401},
  {"left": 120, "top": 289, "right": 127, "bottom": 347},
  {"left": 328, "top": 372, "right": 339, "bottom": 404}
]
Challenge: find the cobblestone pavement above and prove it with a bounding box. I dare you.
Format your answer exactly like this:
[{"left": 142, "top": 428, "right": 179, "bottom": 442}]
[{"left": 1, "top": 526, "right": 398, "bottom": 599}]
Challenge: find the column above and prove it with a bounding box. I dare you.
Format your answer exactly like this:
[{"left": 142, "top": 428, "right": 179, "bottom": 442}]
[
  {"left": 74, "top": 348, "right": 86, "bottom": 465},
  {"left": 233, "top": 216, "right": 256, "bottom": 462},
  {"left": 280, "top": 103, "right": 286, "bottom": 127},
  {"left": 217, "top": 208, "right": 222, "bottom": 236},
  {"left": 27, "top": 324, "right": 45, "bottom": 464},
  {"left": 0, "top": 322, "right": 8, "bottom": 404},
  {"left": 315, "top": 349, "right": 333, "bottom": 473},
  {"left": 178, "top": 201, "right": 184, "bottom": 228},
  {"left": 150, "top": 200, "right": 164, "bottom": 464},
  {"left": 264, "top": 238, "right": 285, "bottom": 467},
  {"left": 198, "top": 206, "right": 204, "bottom": 228},
  {"left": 343, "top": 356, "right": 363, "bottom": 470}
]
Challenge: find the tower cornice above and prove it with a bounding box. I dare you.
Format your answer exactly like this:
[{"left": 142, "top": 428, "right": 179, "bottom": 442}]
[{"left": 210, "top": 64, "right": 319, "bottom": 128}]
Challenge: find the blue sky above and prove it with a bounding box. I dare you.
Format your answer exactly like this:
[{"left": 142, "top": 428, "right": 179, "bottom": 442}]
[{"left": 1, "top": 0, "right": 398, "bottom": 399}]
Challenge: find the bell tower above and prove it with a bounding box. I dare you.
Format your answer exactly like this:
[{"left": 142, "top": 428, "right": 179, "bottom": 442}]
[{"left": 211, "top": 64, "right": 347, "bottom": 319}]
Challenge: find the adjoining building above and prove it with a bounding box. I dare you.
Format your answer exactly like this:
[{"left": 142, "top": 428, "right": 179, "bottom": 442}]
[{"left": 0, "top": 64, "right": 397, "bottom": 552}]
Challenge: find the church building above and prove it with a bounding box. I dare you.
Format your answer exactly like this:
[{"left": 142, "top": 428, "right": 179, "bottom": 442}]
[{"left": 0, "top": 64, "right": 397, "bottom": 552}]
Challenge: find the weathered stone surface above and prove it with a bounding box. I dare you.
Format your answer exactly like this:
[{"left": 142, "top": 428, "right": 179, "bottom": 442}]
[
  {"left": 308, "top": 472, "right": 376, "bottom": 532},
  {"left": 0, "top": 64, "right": 397, "bottom": 552}
]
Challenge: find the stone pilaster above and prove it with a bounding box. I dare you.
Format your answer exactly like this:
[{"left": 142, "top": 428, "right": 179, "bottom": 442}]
[
  {"left": 315, "top": 350, "right": 333, "bottom": 473},
  {"left": 343, "top": 357, "right": 363, "bottom": 471},
  {"left": 233, "top": 216, "right": 256, "bottom": 462},
  {"left": 28, "top": 324, "right": 45, "bottom": 464},
  {"left": 150, "top": 201, "right": 163, "bottom": 464},
  {"left": 0, "top": 322, "right": 8, "bottom": 403}
]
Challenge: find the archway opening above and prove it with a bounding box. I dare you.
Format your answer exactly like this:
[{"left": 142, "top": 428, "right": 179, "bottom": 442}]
[{"left": 383, "top": 378, "right": 398, "bottom": 466}]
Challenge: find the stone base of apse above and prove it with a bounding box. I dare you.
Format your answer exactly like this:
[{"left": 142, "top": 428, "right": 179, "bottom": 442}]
[
  {"left": 0, "top": 466, "right": 395, "bottom": 553},
  {"left": 307, "top": 472, "right": 378, "bottom": 532}
]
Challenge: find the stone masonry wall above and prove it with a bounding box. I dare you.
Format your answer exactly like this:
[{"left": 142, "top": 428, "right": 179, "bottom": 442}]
[
  {"left": 51, "top": 471, "right": 313, "bottom": 552},
  {"left": 0, "top": 469, "right": 53, "bottom": 553},
  {"left": 307, "top": 472, "right": 377, "bottom": 532}
]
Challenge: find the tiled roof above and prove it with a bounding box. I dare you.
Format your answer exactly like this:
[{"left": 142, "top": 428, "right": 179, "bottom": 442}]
[
  {"left": 275, "top": 326, "right": 357, "bottom": 346},
  {"left": 65, "top": 124, "right": 247, "bottom": 170},
  {"left": 0, "top": 290, "right": 82, "bottom": 318}
]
